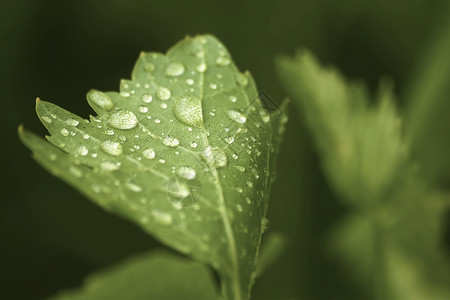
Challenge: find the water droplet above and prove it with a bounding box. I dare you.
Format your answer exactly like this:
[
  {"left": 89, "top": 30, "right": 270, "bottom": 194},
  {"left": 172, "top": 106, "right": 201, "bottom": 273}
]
[
  {"left": 156, "top": 87, "right": 171, "bottom": 100},
  {"left": 144, "top": 62, "right": 155, "bottom": 72},
  {"left": 178, "top": 167, "right": 196, "bottom": 180},
  {"left": 151, "top": 209, "right": 173, "bottom": 225},
  {"left": 196, "top": 62, "right": 207, "bottom": 73},
  {"left": 236, "top": 166, "right": 245, "bottom": 172},
  {"left": 246, "top": 181, "right": 253, "bottom": 188},
  {"left": 69, "top": 166, "right": 83, "bottom": 178},
  {"left": 226, "top": 110, "right": 247, "bottom": 124},
  {"left": 100, "top": 161, "right": 120, "bottom": 171},
  {"left": 120, "top": 91, "right": 130, "bottom": 97},
  {"left": 101, "top": 140, "right": 123, "bottom": 156},
  {"left": 83, "top": 134, "right": 90, "bottom": 139},
  {"left": 163, "top": 136, "right": 179, "bottom": 147},
  {"left": 261, "top": 217, "right": 269, "bottom": 233},
  {"left": 142, "top": 148, "right": 156, "bottom": 159},
  {"left": 66, "top": 118, "right": 79, "bottom": 126},
  {"left": 209, "top": 83, "right": 217, "bottom": 90},
  {"left": 139, "top": 106, "right": 148, "bottom": 113},
  {"left": 190, "top": 142, "right": 198, "bottom": 148},
  {"left": 229, "top": 95, "right": 237, "bottom": 103},
  {"left": 87, "top": 90, "right": 115, "bottom": 110},
  {"left": 173, "top": 96, "right": 203, "bottom": 128},
  {"left": 78, "top": 146, "right": 88, "bottom": 156},
  {"left": 107, "top": 110, "right": 138, "bottom": 129},
  {"left": 232, "top": 154, "right": 238, "bottom": 159},
  {"left": 236, "top": 204, "right": 243, "bottom": 212},
  {"left": 236, "top": 187, "right": 243, "bottom": 193},
  {"left": 260, "top": 109, "right": 270, "bottom": 123},
  {"left": 224, "top": 136, "right": 235, "bottom": 144},
  {"left": 125, "top": 182, "right": 142, "bottom": 192},
  {"left": 60, "top": 128, "right": 69, "bottom": 136},
  {"left": 141, "top": 94, "right": 152, "bottom": 103},
  {"left": 42, "top": 116, "right": 52, "bottom": 123},
  {"left": 165, "top": 62, "right": 185, "bottom": 76},
  {"left": 216, "top": 56, "right": 230, "bottom": 66},
  {"left": 186, "top": 78, "right": 194, "bottom": 85},
  {"left": 236, "top": 73, "right": 248, "bottom": 87},
  {"left": 160, "top": 103, "right": 167, "bottom": 109},
  {"left": 202, "top": 146, "right": 227, "bottom": 168}
]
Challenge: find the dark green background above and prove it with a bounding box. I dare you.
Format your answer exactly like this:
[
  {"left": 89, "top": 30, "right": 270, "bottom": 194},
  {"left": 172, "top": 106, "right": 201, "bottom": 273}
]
[{"left": 1, "top": 0, "right": 449, "bottom": 299}]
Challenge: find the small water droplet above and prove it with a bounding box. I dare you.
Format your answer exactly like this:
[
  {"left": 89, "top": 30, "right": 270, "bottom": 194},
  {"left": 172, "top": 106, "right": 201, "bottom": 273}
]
[
  {"left": 209, "top": 83, "right": 217, "bottom": 90},
  {"left": 190, "top": 142, "right": 198, "bottom": 148},
  {"left": 151, "top": 209, "right": 173, "bottom": 225},
  {"left": 196, "top": 62, "right": 207, "bottom": 73},
  {"left": 186, "top": 78, "right": 194, "bottom": 85},
  {"left": 246, "top": 181, "right": 253, "bottom": 188},
  {"left": 224, "top": 136, "right": 234, "bottom": 144},
  {"left": 100, "top": 161, "right": 120, "bottom": 171},
  {"left": 165, "top": 62, "right": 185, "bottom": 76},
  {"left": 42, "top": 116, "right": 52, "bottom": 123},
  {"left": 236, "top": 204, "right": 243, "bottom": 212},
  {"left": 160, "top": 103, "right": 167, "bottom": 109},
  {"left": 83, "top": 134, "right": 90, "bottom": 139},
  {"left": 157, "top": 87, "right": 171, "bottom": 100},
  {"left": 236, "top": 72, "right": 248, "bottom": 87},
  {"left": 226, "top": 110, "right": 247, "bottom": 124},
  {"left": 178, "top": 166, "right": 196, "bottom": 180},
  {"left": 232, "top": 154, "right": 238, "bottom": 159},
  {"left": 125, "top": 182, "right": 142, "bottom": 192},
  {"left": 87, "top": 90, "right": 115, "bottom": 110},
  {"left": 60, "top": 128, "right": 69, "bottom": 136},
  {"left": 142, "top": 148, "right": 156, "bottom": 159},
  {"left": 141, "top": 94, "right": 152, "bottom": 103},
  {"left": 163, "top": 136, "right": 179, "bottom": 147},
  {"left": 260, "top": 109, "right": 271, "bottom": 123},
  {"left": 78, "top": 146, "right": 88, "bottom": 156},
  {"left": 173, "top": 96, "right": 203, "bottom": 127},
  {"left": 139, "top": 106, "right": 148, "bottom": 113},
  {"left": 229, "top": 95, "right": 237, "bottom": 103},
  {"left": 236, "top": 166, "right": 245, "bottom": 172},
  {"left": 216, "top": 56, "right": 231, "bottom": 66},
  {"left": 202, "top": 146, "right": 227, "bottom": 168},
  {"left": 101, "top": 140, "right": 123, "bottom": 156},
  {"left": 69, "top": 166, "right": 83, "bottom": 178},
  {"left": 261, "top": 217, "right": 269, "bottom": 233},
  {"left": 66, "top": 118, "right": 79, "bottom": 126},
  {"left": 144, "top": 62, "right": 155, "bottom": 72},
  {"left": 120, "top": 91, "right": 130, "bottom": 97},
  {"left": 107, "top": 110, "right": 138, "bottom": 130}
]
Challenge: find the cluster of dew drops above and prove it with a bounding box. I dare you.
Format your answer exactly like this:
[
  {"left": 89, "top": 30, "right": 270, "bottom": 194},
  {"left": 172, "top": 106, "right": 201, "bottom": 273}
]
[{"left": 41, "top": 37, "right": 274, "bottom": 229}]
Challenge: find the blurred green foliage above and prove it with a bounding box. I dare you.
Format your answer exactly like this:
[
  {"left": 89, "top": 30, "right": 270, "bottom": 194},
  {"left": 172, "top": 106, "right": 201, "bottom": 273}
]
[{"left": 1, "top": 0, "right": 449, "bottom": 299}]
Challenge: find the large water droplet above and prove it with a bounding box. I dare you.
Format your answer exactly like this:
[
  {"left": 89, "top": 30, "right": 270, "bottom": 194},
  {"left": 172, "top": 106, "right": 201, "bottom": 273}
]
[
  {"left": 101, "top": 140, "right": 123, "bottom": 156},
  {"left": 226, "top": 110, "right": 247, "bottom": 124},
  {"left": 165, "top": 62, "right": 185, "bottom": 76},
  {"left": 173, "top": 96, "right": 203, "bottom": 128},
  {"left": 163, "top": 136, "right": 179, "bottom": 147},
  {"left": 157, "top": 87, "right": 171, "bottom": 100},
  {"left": 178, "top": 166, "right": 196, "bottom": 180},
  {"left": 202, "top": 146, "right": 227, "bottom": 168},
  {"left": 107, "top": 110, "right": 138, "bottom": 130},
  {"left": 87, "top": 90, "right": 115, "bottom": 111},
  {"left": 142, "top": 148, "right": 156, "bottom": 159}
]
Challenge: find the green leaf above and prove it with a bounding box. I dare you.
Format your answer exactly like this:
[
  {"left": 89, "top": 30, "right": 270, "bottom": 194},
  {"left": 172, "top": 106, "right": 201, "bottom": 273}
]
[
  {"left": 277, "top": 49, "right": 450, "bottom": 300},
  {"left": 20, "top": 35, "right": 287, "bottom": 300},
  {"left": 276, "top": 50, "right": 408, "bottom": 205},
  {"left": 46, "top": 250, "right": 220, "bottom": 300}
]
